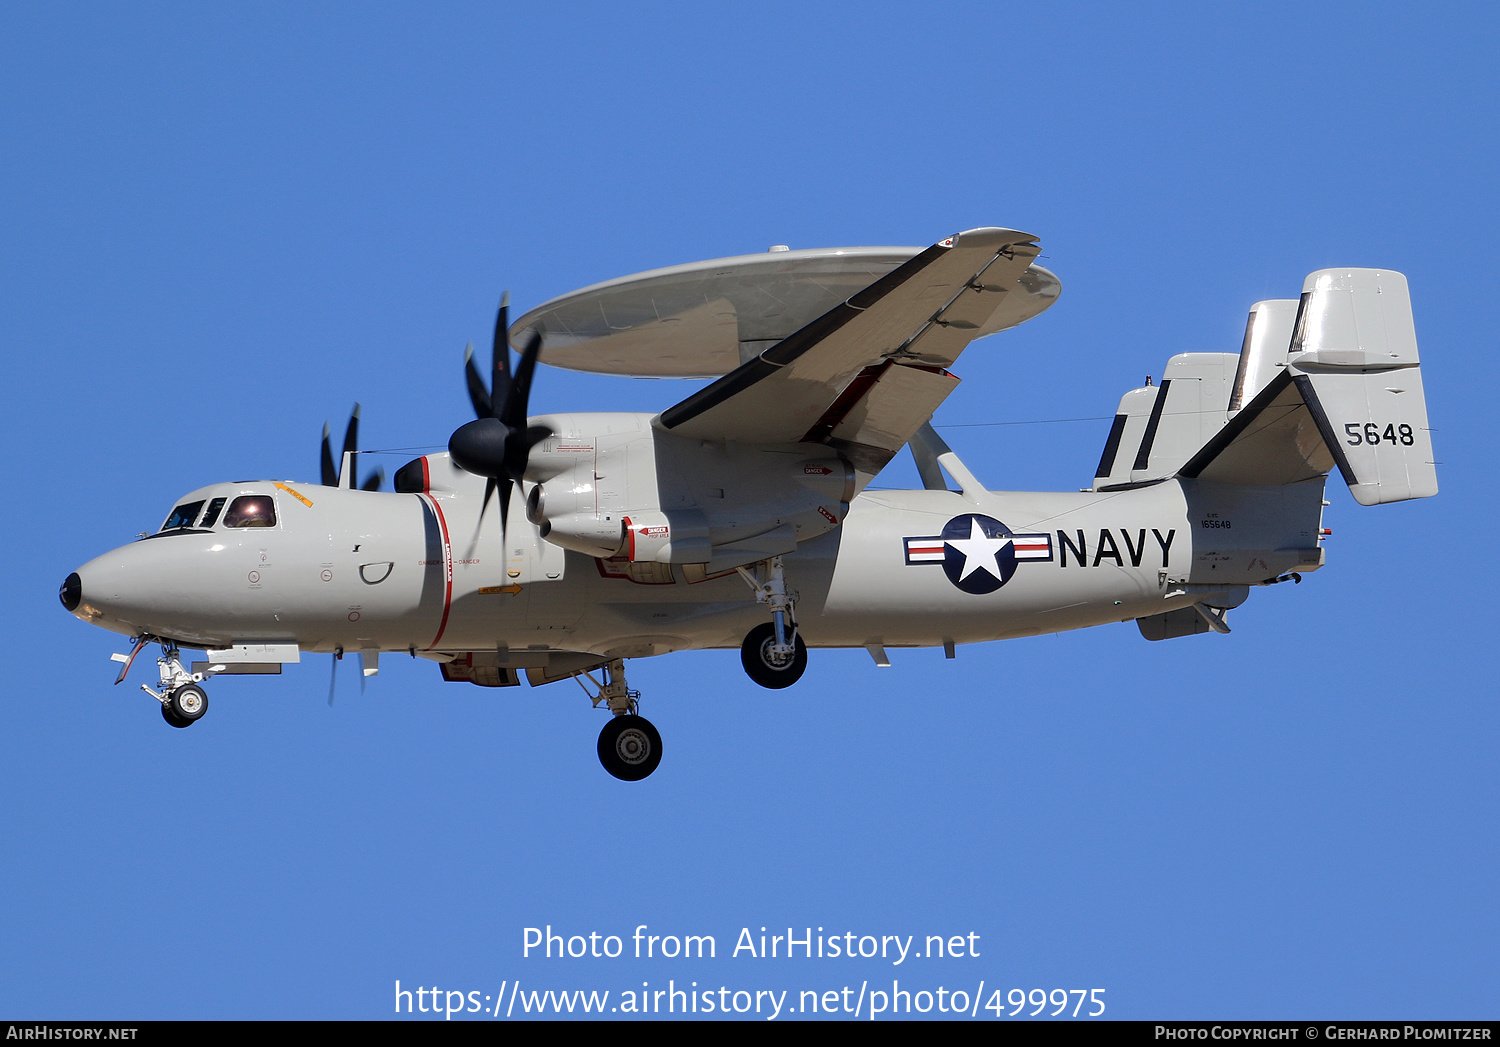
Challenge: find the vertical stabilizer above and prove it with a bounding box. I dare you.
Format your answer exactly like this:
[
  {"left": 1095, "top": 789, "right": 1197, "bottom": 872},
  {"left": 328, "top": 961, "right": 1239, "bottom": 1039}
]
[
  {"left": 1178, "top": 269, "right": 1436, "bottom": 506},
  {"left": 1093, "top": 353, "right": 1237, "bottom": 488},
  {"left": 1093, "top": 386, "right": 1154, "bottom": 489},
  {"left": 1285, "top": 268, "right": 1437, "bottom": 505},
  {"left": 1229, "top": 299, "right": 1298, "bottom": 412}
]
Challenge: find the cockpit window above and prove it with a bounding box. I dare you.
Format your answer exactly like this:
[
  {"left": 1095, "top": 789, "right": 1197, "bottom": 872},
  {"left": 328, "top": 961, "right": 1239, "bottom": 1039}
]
[
  {"left": 223, "top": 495, "right": 277, "bottom": 528},
  {"left": 199, "top": 497, "right": 228, "bottom": 529},
  {"left": 160, "top": 500, "right": 205, "bottom": 532}
]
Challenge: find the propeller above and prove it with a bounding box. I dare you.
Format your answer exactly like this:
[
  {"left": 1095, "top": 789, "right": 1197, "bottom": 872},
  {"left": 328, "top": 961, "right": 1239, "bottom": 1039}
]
[
  {"left": 327, "top": 647, "right": 370, "bottom": 706},
  {"left": 447, "top": 292, "right": 552, "bottom": 530},
  {"left": 320, "top": 403, "right": 386, "bottom": 491}
]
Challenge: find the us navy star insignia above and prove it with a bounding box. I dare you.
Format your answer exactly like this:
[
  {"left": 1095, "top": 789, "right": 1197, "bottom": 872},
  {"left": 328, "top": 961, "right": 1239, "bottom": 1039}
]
[
  {"left": 903, "top": 514, "right": 1053, "bottom": 595},
  {"left": 945, "top": 517, "right": 1012, "bottom": 582}
]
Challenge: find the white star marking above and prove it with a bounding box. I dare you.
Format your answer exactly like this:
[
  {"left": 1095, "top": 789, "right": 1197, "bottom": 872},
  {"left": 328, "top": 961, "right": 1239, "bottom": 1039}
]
[{"left": 944, "top": 517, "right": 1014, "bottom": 582}]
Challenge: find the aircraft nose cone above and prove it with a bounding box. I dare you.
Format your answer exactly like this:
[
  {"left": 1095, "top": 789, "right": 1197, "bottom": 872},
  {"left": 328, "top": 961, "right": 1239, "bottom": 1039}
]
[{"left": 59, "top": 572, "right": 82, "bottom": 612}]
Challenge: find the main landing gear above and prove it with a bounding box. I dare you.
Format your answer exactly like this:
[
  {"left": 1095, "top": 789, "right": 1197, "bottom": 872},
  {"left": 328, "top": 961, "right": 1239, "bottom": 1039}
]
[
  {"left": 737, "top": 556, "right": 807, "bottom": 689},
  {"left": 598, "top": 715, "right": 662, "bottom": 783},
  {"left": 140, "top": 643, "right": 211, "bottom": 729},
  {"left": 574, "top": 660, "right": 662, "bottom": 781}
]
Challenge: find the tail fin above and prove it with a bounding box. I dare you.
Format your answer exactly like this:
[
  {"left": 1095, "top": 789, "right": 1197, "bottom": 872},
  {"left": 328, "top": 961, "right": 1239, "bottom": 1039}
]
[
  {"left": 1094, "top": 299, "right": 1300, "bottom": 489},
  {"left": 1093, "top": 353, "right": 1238, "bottom": 488},
  {"left": 1229, "top": 299, "right": 1299, "bottom": 411},
  {"left": 1178, "top": 268, "right": 1436, "bottom": 505}
]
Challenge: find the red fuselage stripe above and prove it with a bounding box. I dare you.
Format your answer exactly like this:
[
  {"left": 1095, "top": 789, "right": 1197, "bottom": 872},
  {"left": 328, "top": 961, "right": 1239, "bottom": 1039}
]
[{"left": 422, "top": 494, "right": 454, "bottom": 650}]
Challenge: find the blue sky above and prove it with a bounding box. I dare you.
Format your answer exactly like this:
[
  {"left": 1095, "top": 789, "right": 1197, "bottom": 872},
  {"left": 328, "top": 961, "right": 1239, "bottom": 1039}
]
[{"left": 2, "top": 2, "right": 1495, "bottom": 1020}]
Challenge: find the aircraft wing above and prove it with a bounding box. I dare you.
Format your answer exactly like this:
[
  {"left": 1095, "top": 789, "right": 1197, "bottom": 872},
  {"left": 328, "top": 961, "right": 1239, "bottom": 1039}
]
[{"left": 655, "top": 228, "right": 1041, "bottom": 476}]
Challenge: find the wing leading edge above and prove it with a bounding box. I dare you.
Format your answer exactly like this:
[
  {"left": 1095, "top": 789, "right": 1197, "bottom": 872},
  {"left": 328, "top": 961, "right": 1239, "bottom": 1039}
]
[{"left": 655, "top": 228, "right": 1042, "bottom": 479}]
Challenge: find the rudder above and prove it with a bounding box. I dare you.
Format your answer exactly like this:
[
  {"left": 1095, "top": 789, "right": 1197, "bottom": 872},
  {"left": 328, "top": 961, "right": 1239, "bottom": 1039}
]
[{"left": 1285, "top": 268, "right": 1437, "bottom": 505}]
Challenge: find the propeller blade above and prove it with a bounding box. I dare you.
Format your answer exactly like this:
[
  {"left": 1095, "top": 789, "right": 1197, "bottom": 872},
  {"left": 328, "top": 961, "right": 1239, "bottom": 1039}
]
[
  {"left": 327, "top": 651, "right": 339, "bottom": 706},
  {"left": 463, "top": 342, "right": 491, "bottom": 418},
  {"left": 463, "top": 475, "right": 506, "bottom": 563},
  {"left": 503, "top": 423, "right": 553, "bottom": 483},
  {"left": 519, "top": 424, "right": 553, "bottom": 452},
  {"left": 320, "top": 422, "right": 337, "bottom": 486},
  {"left": 475, "top": 476, "right": 499, "bottom": 531},
  {"left": 490, "top": 291, "right": 511, "bottom": 421},
  {"left": 498, "top": 476, "right": 513, "bottom": 537},
  {"left": 480, "top": 474, "right": 498, "bottom": 519},
  {"left": 448, "top": 298, "right": 549, "bottom": 522},
  {"left": 360, "top": 467, "right": 385, "bottom": 492},
  {"left": 341, "top": 403, "right": 361, "bottom": 487},
  {"left": 501, "top": 331, "right": 542, "bottom": 429}
]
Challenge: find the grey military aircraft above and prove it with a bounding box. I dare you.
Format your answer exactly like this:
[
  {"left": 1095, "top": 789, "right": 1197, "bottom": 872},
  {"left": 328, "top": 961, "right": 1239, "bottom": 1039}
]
[{"left": 60, "top": 228, "right": 1437, "bottom": 780}]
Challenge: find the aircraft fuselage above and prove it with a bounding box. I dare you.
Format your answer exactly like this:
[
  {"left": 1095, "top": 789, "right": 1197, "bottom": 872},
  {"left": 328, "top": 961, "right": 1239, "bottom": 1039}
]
[{"left": 65, "top": 462, "right": 1327, "bottom": 664}]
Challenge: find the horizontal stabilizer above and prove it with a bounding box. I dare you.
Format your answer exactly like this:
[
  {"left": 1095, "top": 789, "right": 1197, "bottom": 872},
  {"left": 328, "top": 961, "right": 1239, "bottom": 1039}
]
[{"left": 1178, "top": 369, "right": 1335, "bottom": 485}]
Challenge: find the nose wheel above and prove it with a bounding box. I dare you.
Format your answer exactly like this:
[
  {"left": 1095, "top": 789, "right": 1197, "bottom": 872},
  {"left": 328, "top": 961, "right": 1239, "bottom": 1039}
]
[
  {"left": 165, "top": 684, "right": 208, "bottom": 726},
  {"left": 160, "top": 684, "right": 208, "bottom": 727}
]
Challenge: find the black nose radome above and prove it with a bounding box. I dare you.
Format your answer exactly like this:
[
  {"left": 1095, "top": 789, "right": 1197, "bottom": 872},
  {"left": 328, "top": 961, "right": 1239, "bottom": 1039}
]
[{"left": 59, "top": 572, "right": 81, "bottom": 612}]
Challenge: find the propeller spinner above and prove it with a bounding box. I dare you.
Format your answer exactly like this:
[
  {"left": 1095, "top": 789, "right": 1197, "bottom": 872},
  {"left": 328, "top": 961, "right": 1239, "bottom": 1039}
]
[{"left": 447, "top": 293, "right": 552, "bottom": 527}]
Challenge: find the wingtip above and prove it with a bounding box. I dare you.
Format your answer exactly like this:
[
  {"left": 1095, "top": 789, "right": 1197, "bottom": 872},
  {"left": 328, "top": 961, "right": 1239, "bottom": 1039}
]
[{"left": 950, "top": 227, "right": 1040, "bottom": 248}]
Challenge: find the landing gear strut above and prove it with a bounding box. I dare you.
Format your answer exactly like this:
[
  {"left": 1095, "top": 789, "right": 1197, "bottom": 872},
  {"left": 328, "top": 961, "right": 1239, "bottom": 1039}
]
[
  {"left": 737, "top": 556, "right": 807, "bottom": 689},
  {"left": 140, "top": 643, "right": 210, "bottom": 728},
  {"left": 574, "top": 660, "right": 662, "bottom": 781}
]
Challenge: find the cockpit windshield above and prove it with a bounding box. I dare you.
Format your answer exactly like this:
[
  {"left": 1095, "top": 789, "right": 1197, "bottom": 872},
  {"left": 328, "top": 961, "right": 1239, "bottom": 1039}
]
[
  {"left": 159, "top": 500, "right": 205, "bottom": 532},
  {"left": 199, "top": 497, "right": 227, "bottom": 528},
  {"left": 156, "top": 493, "right": 275, "bottom": 534},
  {"left": 223, "top": 495, "right": 277, "bottom": 528}
]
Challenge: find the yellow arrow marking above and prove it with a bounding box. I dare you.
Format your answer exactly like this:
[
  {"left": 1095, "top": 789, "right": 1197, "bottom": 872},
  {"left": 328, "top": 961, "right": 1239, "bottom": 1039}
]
[{"left": 274, "top": 482, "right": 313, "bottom": 508}]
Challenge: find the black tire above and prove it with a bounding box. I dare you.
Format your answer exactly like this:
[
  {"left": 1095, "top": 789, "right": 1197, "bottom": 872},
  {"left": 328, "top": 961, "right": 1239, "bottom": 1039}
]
[
  {"left": 161, "top": 702, "right": 193, "bottom": 728},
  {"left": 167, "top": 684, "right": 208, "bottom": 723},
  {"left": 740, "top": 622, "right": 807, "bottom": 689},
  {"left": 597, "top": 714, "right": 662, "bottom": 781}
]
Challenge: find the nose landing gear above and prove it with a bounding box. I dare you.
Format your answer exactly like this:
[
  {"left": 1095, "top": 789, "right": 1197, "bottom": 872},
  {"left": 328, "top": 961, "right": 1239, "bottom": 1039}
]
[{"left": 139, "top": 643, "right": 211, "bottom": 728}]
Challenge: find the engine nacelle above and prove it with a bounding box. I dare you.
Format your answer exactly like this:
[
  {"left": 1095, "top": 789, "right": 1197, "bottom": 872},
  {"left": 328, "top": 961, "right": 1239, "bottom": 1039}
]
[
  {"left": 535, "top": 510, "right": 625, "bottom": 559},
  {"left": 622, "top": 509, "right": 710, "bottom": 564},
  {"left": 522, "top": 413, "right": 855, "bottom": 568}
]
